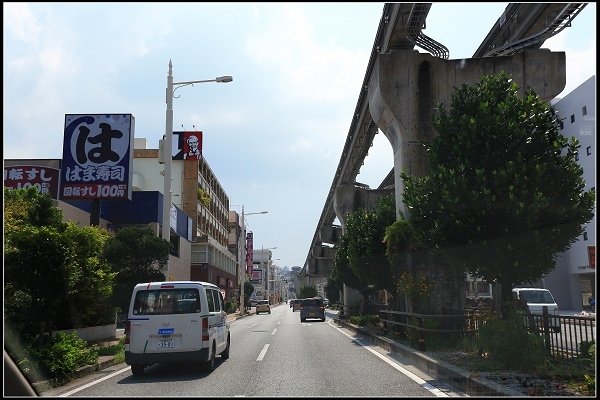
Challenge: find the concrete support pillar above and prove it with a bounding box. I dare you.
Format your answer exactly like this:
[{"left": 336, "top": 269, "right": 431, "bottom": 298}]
[
  {"left": 367, "top": 48, "right": 566, "bottom": 219},
  {"left": 333, "top": 183, "right": 395, "bottom": 316}
]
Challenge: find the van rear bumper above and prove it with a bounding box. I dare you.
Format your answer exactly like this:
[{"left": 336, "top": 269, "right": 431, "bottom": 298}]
[{"left": 125, "top": 348, "right": 209, "bottom": 365}]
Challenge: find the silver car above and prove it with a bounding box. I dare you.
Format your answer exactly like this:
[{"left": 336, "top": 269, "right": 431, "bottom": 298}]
[{"left": 256, "top": 299, "right": 271, "bottom": 314}]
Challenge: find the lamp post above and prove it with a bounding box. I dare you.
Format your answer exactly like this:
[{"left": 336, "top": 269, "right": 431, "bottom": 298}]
[
  {"left": 239, "top": 207, "right": 267, "bottom": 314},
  {"left": 163, "top": 60, "right": 232, "bottom": 280}
]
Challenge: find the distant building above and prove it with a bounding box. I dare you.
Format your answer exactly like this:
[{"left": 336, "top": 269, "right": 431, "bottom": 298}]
[
  {"left": 543, "top": 75, "right": 596, "bottom": 311},
  {"left": 133, "top": 138, "right": 238, "bottom": 302}
]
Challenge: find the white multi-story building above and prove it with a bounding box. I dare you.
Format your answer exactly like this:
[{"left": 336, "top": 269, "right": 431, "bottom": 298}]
[{"left": 544, "top": 75, "right": 596, "bottom": 311}]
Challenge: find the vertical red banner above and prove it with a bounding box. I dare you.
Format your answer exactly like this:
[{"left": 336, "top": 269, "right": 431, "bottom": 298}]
[{"left": 246, "top": 232, "right": 254, "bottom": 275}]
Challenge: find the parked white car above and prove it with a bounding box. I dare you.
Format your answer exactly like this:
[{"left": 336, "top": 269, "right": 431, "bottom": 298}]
[{"left": 512, "top": 288, "right": 561, "bottom": 333}]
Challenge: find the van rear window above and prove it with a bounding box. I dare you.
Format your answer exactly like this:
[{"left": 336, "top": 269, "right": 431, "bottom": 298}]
[
  {"left": 302, "top": 299, "right": 322, "bottom": 307},
  {"left": 132, "top": 289, "right": 201, "bottom": 315}
]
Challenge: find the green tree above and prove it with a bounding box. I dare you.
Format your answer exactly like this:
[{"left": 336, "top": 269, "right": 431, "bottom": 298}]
[
  {"left": 344, "top": 196, "right": 397, "bottom": 293},
  {"left": 298, "top": 285, "right": 318, "bottom": 299},
  {"left": 324, "top": 270, "right": 342, "bottom": 303},
  {"left": 4, "top": 187, "right": 113, "bottom": 335},
  {"left": 244, "top": 281, "right": 255, "bottom": 307},
  {"left": 401, "top": 71, "right": 596, "bottom": 316},
  {"left": 103, "top": 225, "right": 170, "bottom": 313}
]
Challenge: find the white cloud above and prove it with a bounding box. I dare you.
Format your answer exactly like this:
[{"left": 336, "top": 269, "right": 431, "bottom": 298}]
[
  {"left": 3, "top": 3, "right": 42, "bottom": 44},
  {"left": 244, "top": 4, "right": 369, "bottom": 104}
]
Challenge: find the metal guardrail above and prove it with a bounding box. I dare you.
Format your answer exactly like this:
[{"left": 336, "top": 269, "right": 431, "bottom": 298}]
[
  {"left": 378, "top": 309, "right": 481, "bottom": 351},
  {"left": 378, "top": 308, "right": 596, "bottom": 358},
  {"left": 527, "top": 312, "right": 596, "bottom": 359}
]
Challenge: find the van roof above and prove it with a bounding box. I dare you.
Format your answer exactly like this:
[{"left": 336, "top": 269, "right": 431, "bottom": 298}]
[{"left": 134, "top": 281, "right": 218, "bottom": 290}]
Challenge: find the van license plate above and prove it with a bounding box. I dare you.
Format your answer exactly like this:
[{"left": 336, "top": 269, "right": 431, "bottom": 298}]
[{"left": 157, "top": 338, "right": 175, "bottom": 348}]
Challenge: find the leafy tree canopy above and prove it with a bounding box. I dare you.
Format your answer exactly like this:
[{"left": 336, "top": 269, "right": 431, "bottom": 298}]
[
  {"left": 401, "top": 71, "right": 595, "bottom": 304},
  {"left": 344, "top": 196, "right": 397, "bottom": 293},
  {"left": 4, "top": 188, "right": 113, "bottom": 335},
  {"left": 103, "top": 225, "right": 170, "bottom": 312}
]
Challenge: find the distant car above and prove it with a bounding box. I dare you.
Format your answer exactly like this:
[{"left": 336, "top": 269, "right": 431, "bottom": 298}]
[
  {"left": 291, "top": 299, "right": 302, "bottom": 311},
  {"left": 323, "top": 298, "right": 329, "bottom": 307},
  {"left": 300, "top": 297, "right": 325, "bottom": 322},
  {"left": 256, "top": 300, "right": 271, "bottom": 314}
]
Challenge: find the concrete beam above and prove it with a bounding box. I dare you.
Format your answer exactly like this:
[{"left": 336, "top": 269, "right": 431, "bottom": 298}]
[
  {"left": 367, "top": 48, "right": 566, "bottom": 218},
  {"left": 333, "top": 183, "right": 395, "bottom": 230}
]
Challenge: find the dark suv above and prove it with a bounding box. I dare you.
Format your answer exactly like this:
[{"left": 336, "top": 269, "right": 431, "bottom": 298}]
[{"left": 300, "top": 297, "right": 325, "bottom": 322}]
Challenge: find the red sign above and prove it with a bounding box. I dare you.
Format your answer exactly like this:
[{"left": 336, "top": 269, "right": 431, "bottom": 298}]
[
  {"left": 588, "top": 246, "right": 596, "bottom": 269},
  {"left": 246, "top": 232, "right": 254, "bottom": 275},
  {"left": 4, "top": 166, "right": 60, "bottom": 199},
  {"left": 251, "top": 269, "right": 262, "bottom": 284},
  {"left": 173, "top": 131, "right": 202, "bottom": 160},
  {"left": 182, "top": 132, "right": 202, "bottom": 160}
]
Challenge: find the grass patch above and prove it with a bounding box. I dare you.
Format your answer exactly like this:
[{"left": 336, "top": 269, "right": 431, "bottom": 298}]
[{"left": 95, "top": 337, "right": 124, "bottom": 358}]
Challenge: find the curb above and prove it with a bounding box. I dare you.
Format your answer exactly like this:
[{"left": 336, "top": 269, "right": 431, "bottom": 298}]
[
  {"left": 33, "top": 355, "right": 119, "bottom": 393},
  {"left": 334, "top": 317, "right": 524, "bottom": 397}
]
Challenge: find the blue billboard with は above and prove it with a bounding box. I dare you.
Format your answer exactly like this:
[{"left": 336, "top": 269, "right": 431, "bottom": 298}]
[{"left": 60, "top": 114, "right": 135, "bottom": 201}]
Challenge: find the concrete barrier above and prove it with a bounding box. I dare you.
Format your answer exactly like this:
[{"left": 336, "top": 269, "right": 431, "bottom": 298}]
[{"left": 51, "top": 324, "right": 117, "bottom": 343}]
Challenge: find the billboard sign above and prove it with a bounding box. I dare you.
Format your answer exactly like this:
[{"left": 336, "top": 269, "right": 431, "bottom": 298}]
[
  {"left": 3, "top": 165, "right": 60, "bottom": 199},
  {"left": 60, "top": 114, "right": 134, "bottom": 201},
  {"left": 251, "top": 268, "right": 262, "bottom": 284},
  {"left": 173, "top": 131, "right": 202, "bottom": 160}
]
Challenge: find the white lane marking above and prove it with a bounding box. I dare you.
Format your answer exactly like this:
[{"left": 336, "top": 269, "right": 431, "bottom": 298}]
[
  {"left": 256, "top": 344, "right": 270, "bottom": 361},
  {"left": 59, "top": 366, "right": 131, "bottom": 397},
  {"left": 271, "top": 328, "right": 277, "bottom": 335},
  {"left": 249, "top": 323, "right": 258, "bottom": 328},
  {"left": 329, "top": 322, "right": 450, "bottom": 397}
]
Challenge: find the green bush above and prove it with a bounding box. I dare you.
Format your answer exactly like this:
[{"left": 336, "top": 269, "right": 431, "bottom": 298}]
[
  {"left": 477, "top": 313, "right": 546, "bottom": 370},
  {"left": 27, "top": 332, "right": 98, "bottom": 380},
  {"left": 349, "top": 314, "right": 380, "bottom": 327},
  {"left": 225, "top": 301, "right": 238, "bottom": 314},
  {"left": 578, "top": 340, "right": 595, "bottom": 359}
]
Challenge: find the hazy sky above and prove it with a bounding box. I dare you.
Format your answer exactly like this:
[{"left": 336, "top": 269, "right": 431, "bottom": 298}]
[{"left": 3, "top": 2, "right": 596, "bottom": 271}]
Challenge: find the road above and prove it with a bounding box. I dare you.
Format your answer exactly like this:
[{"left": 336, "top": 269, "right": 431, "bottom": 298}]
[{"left": 43, "top": 304, "right": 466, "bottom": 397}]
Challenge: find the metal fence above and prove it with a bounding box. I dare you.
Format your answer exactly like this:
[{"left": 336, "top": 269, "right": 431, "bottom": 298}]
[
  {"left": 378, "top": 309, "right": 596, "bottom": 358},
  {"left": 115, "top": 313, "right": 127, "bottom": 329}
]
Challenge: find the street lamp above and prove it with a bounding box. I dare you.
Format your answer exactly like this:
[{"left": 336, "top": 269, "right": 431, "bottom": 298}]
[
  {"left": 239, "top": 207, "right": 268, "bottom": 314},
  {"left": 163, "top": 60, "right": 232, "bottom": 280}
]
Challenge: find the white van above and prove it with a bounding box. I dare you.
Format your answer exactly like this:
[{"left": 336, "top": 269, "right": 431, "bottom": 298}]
[
  {"left": 512, "top": 288, "right": 561, "bottom": 333},
  {"left": 124, "top": 281, "right": 230, "bottom": 376}
]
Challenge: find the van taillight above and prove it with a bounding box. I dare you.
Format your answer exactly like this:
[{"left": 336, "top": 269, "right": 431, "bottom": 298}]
[
  {"left": 124, "top": 320, "right": 131, "bottom": 345},
  {"left": 202, "top": 317, "right": 209, "bottom": 341}
]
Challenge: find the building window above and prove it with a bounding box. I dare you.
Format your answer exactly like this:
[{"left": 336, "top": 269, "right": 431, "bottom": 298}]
[
  {"left": 570, "top": 114, "right": 575, "bottom": 123},
  {"left": 559, "top": 120, "right": 564, "bottom": 130},
  {"left": 575, "top": 152, "right": 579, "bottom": 161},
  {"left": 582, "top": 106, "right": 587, "bottom": 116},
  {"left": 586, "top": 146, "right": 591, "bottom": 156},
  {"left": 583, "top": 232, "right": 588, "bottom": 241}
]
